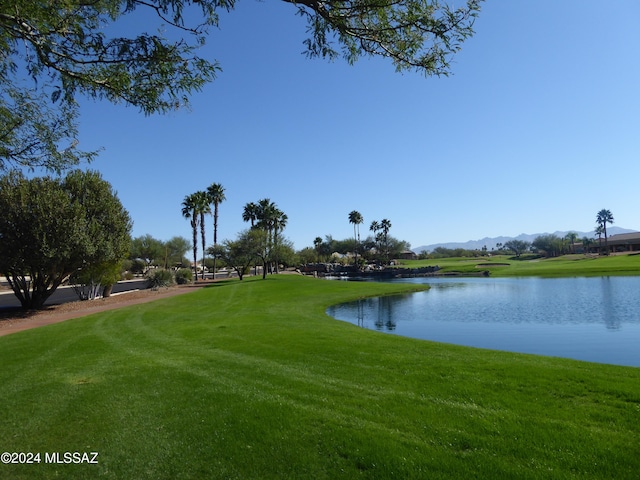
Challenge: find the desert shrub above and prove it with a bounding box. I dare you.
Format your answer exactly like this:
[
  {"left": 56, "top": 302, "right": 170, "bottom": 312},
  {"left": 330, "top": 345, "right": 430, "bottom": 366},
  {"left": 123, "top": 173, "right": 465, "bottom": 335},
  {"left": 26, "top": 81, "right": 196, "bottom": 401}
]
[
  {"left": 174, "top": 268, "right": 193, "bottom": 285},
  {"left": 146, "top": 269, "right": 174, "bottom": 290}
]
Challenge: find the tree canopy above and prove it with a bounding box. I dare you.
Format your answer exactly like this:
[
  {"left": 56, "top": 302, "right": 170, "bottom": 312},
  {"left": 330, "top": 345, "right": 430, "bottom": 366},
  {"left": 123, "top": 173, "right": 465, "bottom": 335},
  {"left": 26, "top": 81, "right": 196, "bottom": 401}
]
[
  {"left": 0, "top": 170, "right": 132, "bottom": 308},
  {"left": 1, "top": 0, "right": 482, "bottom": 172}
]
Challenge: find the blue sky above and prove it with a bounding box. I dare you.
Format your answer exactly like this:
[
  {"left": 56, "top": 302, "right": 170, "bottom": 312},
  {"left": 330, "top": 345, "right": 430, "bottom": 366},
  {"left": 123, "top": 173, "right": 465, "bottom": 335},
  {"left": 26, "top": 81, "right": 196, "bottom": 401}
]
[{"left": 74, "top": 1, "right": 639, "bottom": 251}]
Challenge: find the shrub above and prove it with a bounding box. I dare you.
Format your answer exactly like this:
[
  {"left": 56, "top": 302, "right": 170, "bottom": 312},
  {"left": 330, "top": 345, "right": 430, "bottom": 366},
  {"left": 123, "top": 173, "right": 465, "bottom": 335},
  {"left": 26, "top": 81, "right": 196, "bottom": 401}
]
[
  {"left": 146, "top": 269, "right": 174, "bottom": 290},
  {"left": 174, "top": 268, "right": 193, "bottom": 285}
]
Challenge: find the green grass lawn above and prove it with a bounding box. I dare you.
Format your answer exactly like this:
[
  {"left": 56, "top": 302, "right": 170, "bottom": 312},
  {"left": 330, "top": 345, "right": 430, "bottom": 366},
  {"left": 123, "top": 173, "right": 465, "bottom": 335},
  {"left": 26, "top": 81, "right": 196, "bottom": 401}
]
[
  {"left": 401, "top": 252, "right": 640, "bottom": 277},
  {"left": 1, "top": 275, "right": 639, "bottom": 479}
]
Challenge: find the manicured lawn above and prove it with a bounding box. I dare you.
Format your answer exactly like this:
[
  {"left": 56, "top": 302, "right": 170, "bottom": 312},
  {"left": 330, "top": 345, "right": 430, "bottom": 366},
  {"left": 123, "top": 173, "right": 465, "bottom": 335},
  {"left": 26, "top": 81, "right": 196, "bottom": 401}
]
[
  {"left": 1, "top": 275, "right": 639, "bottom": 479},
  {"left": 401, "top": 252, "right": 640, "bottom": 277}
]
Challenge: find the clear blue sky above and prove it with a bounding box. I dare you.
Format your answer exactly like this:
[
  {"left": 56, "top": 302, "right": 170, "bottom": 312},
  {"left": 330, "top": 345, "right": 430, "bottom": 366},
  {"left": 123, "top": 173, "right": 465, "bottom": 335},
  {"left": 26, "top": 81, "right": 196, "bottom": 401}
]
[{"left": 74, "top": 0, "right": 639, "bottom": 251}]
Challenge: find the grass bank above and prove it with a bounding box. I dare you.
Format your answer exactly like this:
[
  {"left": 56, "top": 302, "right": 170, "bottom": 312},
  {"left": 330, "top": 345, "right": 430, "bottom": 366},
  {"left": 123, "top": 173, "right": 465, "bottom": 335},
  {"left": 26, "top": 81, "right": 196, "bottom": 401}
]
[
  {"left": 1, "top": 275, "right": 639, "bottom": 479},
  {"left": 401, "top": 252, "right": 640, "bottom": 277}
]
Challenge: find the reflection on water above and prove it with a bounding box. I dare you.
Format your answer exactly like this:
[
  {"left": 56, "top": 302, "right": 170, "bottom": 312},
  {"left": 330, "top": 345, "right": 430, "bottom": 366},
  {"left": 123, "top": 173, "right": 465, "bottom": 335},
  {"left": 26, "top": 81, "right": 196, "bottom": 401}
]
[{"left": 326, "top": 277, "right": 640, "bottom": 367}]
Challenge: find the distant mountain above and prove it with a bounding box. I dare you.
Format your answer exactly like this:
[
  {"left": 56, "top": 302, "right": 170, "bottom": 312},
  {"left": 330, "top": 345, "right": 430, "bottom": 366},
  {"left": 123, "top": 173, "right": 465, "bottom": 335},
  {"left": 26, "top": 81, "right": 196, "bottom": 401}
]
[{"left": 413, "top": 227, "right": 638, "bottom": 253}]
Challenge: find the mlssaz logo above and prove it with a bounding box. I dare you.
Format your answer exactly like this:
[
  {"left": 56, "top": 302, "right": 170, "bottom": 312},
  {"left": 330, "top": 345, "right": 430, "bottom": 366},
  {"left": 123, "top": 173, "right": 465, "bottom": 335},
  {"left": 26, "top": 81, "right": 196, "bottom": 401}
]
[{"left": 45, "top": 452, "right": 99, "bottom": 464}]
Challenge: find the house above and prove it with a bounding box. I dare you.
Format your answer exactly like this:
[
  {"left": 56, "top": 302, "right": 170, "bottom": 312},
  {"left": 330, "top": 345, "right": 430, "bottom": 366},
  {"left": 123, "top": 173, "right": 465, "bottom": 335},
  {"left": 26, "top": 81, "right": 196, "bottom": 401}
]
[
  {"left": 589, "top": 232, "right": 640, "bottom": 254},
  {"left": 397, "top": 250, "right": 418, "bottom": 260}
]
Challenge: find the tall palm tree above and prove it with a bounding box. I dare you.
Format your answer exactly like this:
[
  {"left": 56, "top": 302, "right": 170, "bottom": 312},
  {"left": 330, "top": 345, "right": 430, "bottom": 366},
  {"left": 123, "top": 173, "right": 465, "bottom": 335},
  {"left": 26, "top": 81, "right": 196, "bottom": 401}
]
[
  {"left": 206, "top": 183, "right": 226, "bottom": 246},
  {"left": 257, "top": 198, "right": 277, "bottom": 241},
  {"left": 193, "top": 190, "right": 211, "bottom": 280},
  {"left": 242, "top": 202, "right": 259, "bottom": 228},
  {"left": 594, "top": 224, "right": 605, "bottom": 253},
  {"left": 181, "top": 193, "right": 200, "bottom": 280},
  {"left": 348, "top": 210, "right": 363, "bottom": 268},
  {"left": 272, "top": 208, "right": 288, "bottom": 274},
  {"left": 206, "top": 183, "right": 225, "bottom": 278},
  {"left": 380, "top": 218, "right": 392, "bottom": 263},
  {"left": 596, "top": 209, "right": 614, "bottom": 255},
  {"left": 370, "top": 220, "right": 381, "bottom": 263},
  {"left": 256, "top": 198, "right": 277, "bottom": 276}
]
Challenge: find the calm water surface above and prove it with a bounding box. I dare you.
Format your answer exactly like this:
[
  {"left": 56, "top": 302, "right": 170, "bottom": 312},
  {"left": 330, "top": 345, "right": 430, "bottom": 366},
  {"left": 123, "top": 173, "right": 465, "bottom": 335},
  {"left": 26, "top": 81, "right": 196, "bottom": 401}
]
[{"left": 326, "top": 277, "right": 640, "bottom": 367}]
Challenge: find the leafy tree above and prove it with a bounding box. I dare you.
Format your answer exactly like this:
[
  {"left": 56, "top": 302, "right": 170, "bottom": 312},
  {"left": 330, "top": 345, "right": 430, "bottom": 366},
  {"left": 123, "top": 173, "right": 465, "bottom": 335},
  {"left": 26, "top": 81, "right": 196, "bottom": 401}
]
[
  {"left": 0, "top": 0, "right": 219, "bottom": 172},
  {"left": 129, "top": 259, "right": 147, "bottom": 275},
  {"left": 164, "top": 236, "right": 192, "bottom": 268},
  {"left": 0, "top": 170, "right": 132, "bottom": 309},
  {"left": 503, "top": 240, "right": 531, "bottom": 258},
  {"left": 130, "top": 234, "right": 165, "bottom": 272},
  {"left": 348, "top": 210, "right": 364, "bottom": 267},
  {"left": 273, "top": 238, "right": 296, "bottom": 269},
  {"left": 70, "top": 260, "right": 124, "bottom": 300},
  {"left": 1, "top": 0, "right": 481, "bottom": 172},
  {"left": 219, "top": 229, "right": 265, "bottom": 280},
  {"left": 531, "top": 235, "right": 563, "bottom": 258},
  {"left": 0, "top": 85, "right": 99, "bottom": 173},
  {"left": 596, "top": 209, "right": 614, "bottom": 255},
  {"left": 386, "top": 236, "right": 411, "bottom": 260},
  {"left": 289, "top": 0, "right": 481, "bottom": 74},
  {"left": 565, "top": 232, "right": 578, "bottom": 254},
  {"left": 581, "top": 236, "right": 594, "bottom": 255},
  {"left": 298, "top": 247, "right": 318, "bottom": 264}
]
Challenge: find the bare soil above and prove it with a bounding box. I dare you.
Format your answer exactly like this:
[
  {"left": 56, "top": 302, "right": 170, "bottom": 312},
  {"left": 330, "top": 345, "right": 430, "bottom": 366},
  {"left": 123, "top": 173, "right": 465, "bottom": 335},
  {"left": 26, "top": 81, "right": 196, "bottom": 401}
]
[{"left": 0, "top": 284, "right": 205, "bottom": 337}]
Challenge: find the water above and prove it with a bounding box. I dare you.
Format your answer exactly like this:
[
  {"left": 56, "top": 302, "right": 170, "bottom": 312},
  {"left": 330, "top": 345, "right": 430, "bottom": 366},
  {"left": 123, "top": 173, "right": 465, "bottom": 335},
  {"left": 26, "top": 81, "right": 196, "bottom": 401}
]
[{"left": 326, "top": 277, "right": 640, "bottom": 367}]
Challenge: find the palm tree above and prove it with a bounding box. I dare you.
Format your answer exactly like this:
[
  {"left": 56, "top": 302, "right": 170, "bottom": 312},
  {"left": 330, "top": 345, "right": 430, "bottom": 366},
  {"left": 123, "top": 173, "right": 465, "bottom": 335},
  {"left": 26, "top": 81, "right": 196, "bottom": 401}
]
[
  {"left": 206, "top": 183, "right": 226, "bottom": 246},
  {"left": 242, "top": 201, "right": 262, "bottom": 277},
  {"left": 206, "top": 183, "right": 225, "bottom": 278},
  {"left": 596, "top": 209, "right": 614, "bottom": 255},
  {"left": 257, "top": 198, "right": 277, "bottom": 277},
  {"left": 595, "top": 224, "right": 605, "bottom": 253},
  {"left": 181, "top": 193, "right": 200, "bottom": 280},
  {"left": 242, "top": 202, "right": 259, "bottom": 227},
  {"left": 380, "top": 218, "right": 392, "bottom": 263},
  {"left": 272, "top": 208, "right": 288, "bottom": 274},
  {"left": 369, "top": 220, "right": 381, "bottom": 263},
  {"left": 348, "top": 210, "right": 363, "bottom": 268},
  {"left": 193, "top": 191, "right": 211, "bottom": 280}
]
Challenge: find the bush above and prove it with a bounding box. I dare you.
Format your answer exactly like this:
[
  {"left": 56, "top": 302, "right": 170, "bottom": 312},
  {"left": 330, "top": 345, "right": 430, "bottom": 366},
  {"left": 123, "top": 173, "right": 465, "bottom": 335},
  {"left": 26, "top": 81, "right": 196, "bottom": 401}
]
[
  {"left": 146, "top": 269, "right": 174, "bottom": 290},
  {"left": 174, "top": 268, "right": 193, "bottom": 285}
]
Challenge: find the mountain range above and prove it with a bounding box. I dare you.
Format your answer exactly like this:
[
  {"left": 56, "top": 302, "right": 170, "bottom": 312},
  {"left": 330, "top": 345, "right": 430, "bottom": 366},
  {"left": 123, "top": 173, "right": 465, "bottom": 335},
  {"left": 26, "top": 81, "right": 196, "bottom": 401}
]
[{"left": 413, "top": 227, "right": 638, "bottom": 253}]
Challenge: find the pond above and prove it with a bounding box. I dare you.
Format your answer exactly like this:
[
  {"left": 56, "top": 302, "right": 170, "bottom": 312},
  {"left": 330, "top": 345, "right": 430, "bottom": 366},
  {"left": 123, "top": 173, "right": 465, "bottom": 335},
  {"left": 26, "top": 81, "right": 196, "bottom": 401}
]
[{"left": 326, "top": 277, "right": 640, "bottom": 367}]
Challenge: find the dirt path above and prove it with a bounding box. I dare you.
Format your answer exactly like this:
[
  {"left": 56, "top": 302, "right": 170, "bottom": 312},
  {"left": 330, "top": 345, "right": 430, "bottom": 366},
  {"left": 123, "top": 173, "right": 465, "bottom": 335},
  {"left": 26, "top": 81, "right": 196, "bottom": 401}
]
[{"left": 0, "top": 284, "right": 205, "bottom": 338}]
